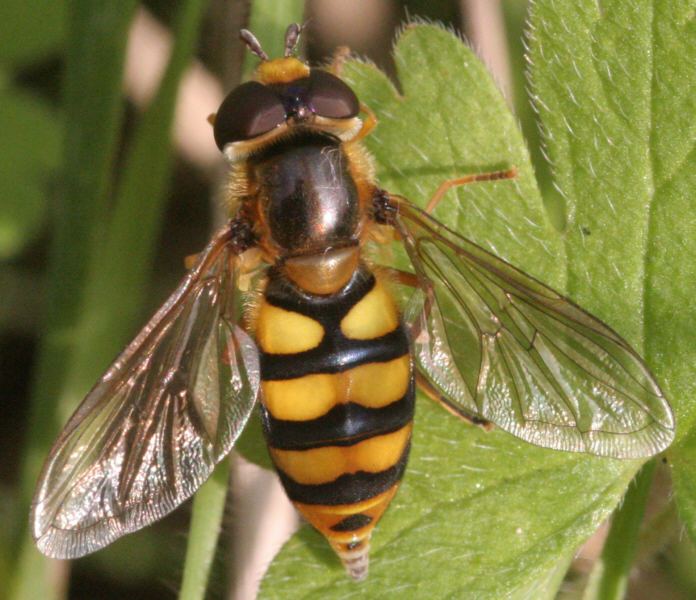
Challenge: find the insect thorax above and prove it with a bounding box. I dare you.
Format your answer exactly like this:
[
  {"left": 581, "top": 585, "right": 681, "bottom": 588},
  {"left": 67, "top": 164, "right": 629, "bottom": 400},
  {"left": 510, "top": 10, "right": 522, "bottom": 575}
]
[
  {"left": 248, "top": 132, "right": 364, "bottom": 294},
  {"left": 252, "top": 133, "right": 359, "bottom": 251}
]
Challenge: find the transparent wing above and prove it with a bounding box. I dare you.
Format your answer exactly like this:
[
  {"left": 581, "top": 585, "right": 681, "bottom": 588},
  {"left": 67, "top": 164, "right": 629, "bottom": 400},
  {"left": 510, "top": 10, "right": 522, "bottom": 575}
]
[
  {"left": 31, "top": 226, "right": 260, "bottom": 558},
  {"left": 392, "top": 198, "right": 674, "bottom": 458}
]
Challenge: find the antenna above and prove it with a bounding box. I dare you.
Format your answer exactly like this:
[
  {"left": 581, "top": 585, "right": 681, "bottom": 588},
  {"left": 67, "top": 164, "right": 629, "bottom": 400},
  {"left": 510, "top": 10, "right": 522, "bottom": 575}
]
[
  {"left": 240, "top": 29, "right": 269, "bottom": 61},
  {"left": 284, "top": 23, "right": 303, "bottom": 57}
]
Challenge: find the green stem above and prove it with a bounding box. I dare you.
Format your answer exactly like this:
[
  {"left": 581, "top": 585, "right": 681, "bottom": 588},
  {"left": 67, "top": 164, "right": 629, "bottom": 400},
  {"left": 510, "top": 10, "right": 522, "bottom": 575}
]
[
  {"left": 584, "top": 460, "right": 657, "bottom": 600},
  {"left": 179, "top": 461, "right": 231, "bottom": 600}
]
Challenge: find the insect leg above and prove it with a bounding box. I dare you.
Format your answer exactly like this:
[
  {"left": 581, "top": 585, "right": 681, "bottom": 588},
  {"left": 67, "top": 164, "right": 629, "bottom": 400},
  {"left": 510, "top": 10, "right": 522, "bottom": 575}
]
[
  {"left": 376, "top": 266, "right": 419, "bottom": 289},
  {"left": 378, "top": 263, "right": 491, "bottom": 430},
  {"left": 185, "top": 214, "right": 258, "bottom": 270},
  {"left": 416, "top": 372, "right": 493, "bottom": 430},
  {"left": 376, "top": 264, "right": 430, "bottom": 341},
  {"left": 425, "top": 168, "right": 518, "bottom": 214},
  {"left": 369, "top": 190, "right": 493, "bottom": 430},
  {"left": 355, "top": 104, "right": 378, "bottom": 140}
]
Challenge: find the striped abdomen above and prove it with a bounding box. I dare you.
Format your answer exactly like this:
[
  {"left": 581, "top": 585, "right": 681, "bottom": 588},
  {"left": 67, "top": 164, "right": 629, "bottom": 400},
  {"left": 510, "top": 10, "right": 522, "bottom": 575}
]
[{"left": 256, "top": 265, "right": 414, "bottom": 580}]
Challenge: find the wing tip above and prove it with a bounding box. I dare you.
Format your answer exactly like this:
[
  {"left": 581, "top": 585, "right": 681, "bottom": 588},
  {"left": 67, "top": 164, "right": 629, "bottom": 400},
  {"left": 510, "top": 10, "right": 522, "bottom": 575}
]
[
  {"left": 494, "top": 416, "right": 676, "bottom": 459},
  {"left": 29, "top": 485, "right": 194, "bottom": 560}
]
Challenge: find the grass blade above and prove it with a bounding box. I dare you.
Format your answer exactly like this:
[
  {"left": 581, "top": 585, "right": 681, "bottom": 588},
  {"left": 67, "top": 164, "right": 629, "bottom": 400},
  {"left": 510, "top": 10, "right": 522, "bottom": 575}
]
[
  {"left": 9, "top": 2, "right": 137, "bottom": 599},
  {"left": 10, "top": 1, "right": 207, "bottom": 598},
  {"left": 58, "top": 0, "right": 209, "bottom": 421}
]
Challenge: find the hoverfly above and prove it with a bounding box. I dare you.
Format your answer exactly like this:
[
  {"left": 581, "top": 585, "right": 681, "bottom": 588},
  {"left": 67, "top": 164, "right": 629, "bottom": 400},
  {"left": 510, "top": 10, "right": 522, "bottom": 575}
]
[{"left": 31, "top": 24, "right": 674, "bottom": 581}]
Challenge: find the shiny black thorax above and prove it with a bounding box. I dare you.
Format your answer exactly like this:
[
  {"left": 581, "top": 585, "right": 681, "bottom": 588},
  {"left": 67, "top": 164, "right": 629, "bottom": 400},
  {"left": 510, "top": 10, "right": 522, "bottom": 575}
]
[{"left": 249, "top": 133, "right": 359, "bottom": 255}]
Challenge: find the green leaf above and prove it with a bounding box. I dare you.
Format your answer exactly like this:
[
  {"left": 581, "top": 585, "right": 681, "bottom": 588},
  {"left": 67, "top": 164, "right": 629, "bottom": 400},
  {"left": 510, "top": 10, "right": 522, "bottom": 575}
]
[
  {"left": 349, "top": 31, "right": 565, "bottom": 287},
  {"left": 502, "top": 0, "right": 563, "bottom": 228},
  {"left": 0, "top": 86, "right": 60, "bottom": 259},
  {"left": 528, "top": 0, "right": 696, "bottom": 554},
  {"left": 259, "top": 24, "right": 643, "bottom": 598}
]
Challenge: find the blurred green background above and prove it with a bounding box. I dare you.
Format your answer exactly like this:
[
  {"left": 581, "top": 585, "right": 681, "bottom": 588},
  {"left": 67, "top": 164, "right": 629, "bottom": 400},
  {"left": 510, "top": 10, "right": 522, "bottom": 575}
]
[{"left": 1, "top": 1, "right": 694, "bottom": 598}]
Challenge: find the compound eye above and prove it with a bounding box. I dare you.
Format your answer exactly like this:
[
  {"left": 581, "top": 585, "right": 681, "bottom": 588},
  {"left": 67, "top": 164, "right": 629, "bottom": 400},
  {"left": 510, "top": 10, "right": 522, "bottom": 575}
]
[
  {"left": 213, "top": 81, "right": 285, "bottom": 149},
  {"left": 307, "top": 70, "right": 360, "bottom": 119}
]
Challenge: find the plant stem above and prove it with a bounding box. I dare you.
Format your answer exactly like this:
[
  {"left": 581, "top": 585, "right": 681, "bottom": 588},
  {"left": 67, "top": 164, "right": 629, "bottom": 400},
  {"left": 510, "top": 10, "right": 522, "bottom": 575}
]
[
  {"left": 584, "top": 460, "right": 657, "bottom": 600},
  {"left": 179, "top": 461, "right": 232, "bottom": 600}
]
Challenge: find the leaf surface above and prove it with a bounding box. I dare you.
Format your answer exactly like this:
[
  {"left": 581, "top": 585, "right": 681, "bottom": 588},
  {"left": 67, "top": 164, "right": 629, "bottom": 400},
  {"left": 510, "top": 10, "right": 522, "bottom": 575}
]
[
  {"left": 528, "top": 0, "right": 696, "bottom": 549},
  {"left": 258, "top": 24, "right": 647, "bottom": 598}
]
